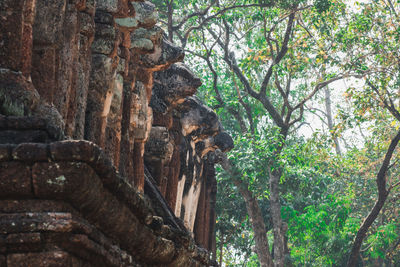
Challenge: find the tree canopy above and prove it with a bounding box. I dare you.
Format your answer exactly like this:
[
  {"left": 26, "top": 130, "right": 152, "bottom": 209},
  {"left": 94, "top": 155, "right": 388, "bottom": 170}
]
[{"left": 155, "top": 0, "right": 400, "bottom": 265}]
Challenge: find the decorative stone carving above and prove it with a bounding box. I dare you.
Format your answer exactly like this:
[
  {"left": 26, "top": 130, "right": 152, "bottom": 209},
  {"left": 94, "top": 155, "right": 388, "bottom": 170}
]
[{"left": 0, "top": 0, "right": 232, "bottom": 265}]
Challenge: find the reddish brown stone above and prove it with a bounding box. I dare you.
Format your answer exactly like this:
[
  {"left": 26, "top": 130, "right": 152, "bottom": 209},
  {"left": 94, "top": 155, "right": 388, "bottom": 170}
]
[
  {"left": 12, "top": 143, "right": 48, "bottom": 162},
  {"left": 153, "top": 112, "right": 173, "bottom": 129},
  {"left": 133, "top": 141, "right": 145, "bottom": 192},
  {"left": 194, "top": 179, "right": 206, "bottom": 248},
  {"left": 85, "top": 53, "right": 117, "bottom": 146},
  {"left": 32, "top": 0, "right": 67, "bottom": 45},
  {"left": 49, "top": 140, "right": 101, "bottom": 163},
  {"left": 6, "top": 232, "right": 41, "bottom": 244},
  {"left": 0, "top": 71, "right": 40, "bottom": 117},
  {"left": 54, "top": 5, "right": 79, "bottom": 121},
  {"left": 21, "top": 15, "right": 34, "bottom": 76},
  {"left": 32, "top": 162, "right": 96, "bottom": 198},
  {"left": 0, "top": 235, "right": 5, "bottom": 253},
  {"left": 0, "top": 255, "right": 5, "bottom": 267},
  {"left": 7, "top": 251, "right": 77, "bottom": 267},
  {"left": 5, "top": 233, "right": 43, "bottom": 252},
  {"left": 0, "top": 200, "right": 75, "bottom": 214},
  {"left": 118, "top": 80, "right": 135, "bottom": 182},
  {"left": 0, "top": 213, "right": 75, "bottom": 234},
  {"left": 0, "top": 130, "right": 50, "bottom": 144},
  {"left": 0, "top": 145, "right": 13, "bottom": 161},
  {"left": 0, "top": 0, "right": 233, "bottom": 263},
  {"left": 0, "top": 0, "right": 35, "bottom": 73},
  {"left": 0, "top": 162, "right": 32, "bottom": 197},
  {"left": 166, "top": 147, "right": 180, "bottom": 210},
  {"left": 5, "top": 116, "right": 47, "bottom": 130},
  {"left": 31, "top": 47, "right": 57, "bottom": 104},
  {"left": 0, "top": 116, "right": 6, "bottom": 128},
  {"left": 62, "top": 234, "right": 132, "bottom": 266}
]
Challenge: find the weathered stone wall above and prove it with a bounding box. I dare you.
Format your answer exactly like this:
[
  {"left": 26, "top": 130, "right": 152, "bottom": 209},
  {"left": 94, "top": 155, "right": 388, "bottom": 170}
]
[
  {"left": 0, "top": 0, "right": 232, "bottom": 265},
  {"left": 0, "top": 133, "right": 210, "bottom": 266}
]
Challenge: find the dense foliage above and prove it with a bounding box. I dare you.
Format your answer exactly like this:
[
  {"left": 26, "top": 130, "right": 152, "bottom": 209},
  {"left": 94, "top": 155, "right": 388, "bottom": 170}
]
[{"left": 155, "top": 0, "right": 400, "bottom": 265}]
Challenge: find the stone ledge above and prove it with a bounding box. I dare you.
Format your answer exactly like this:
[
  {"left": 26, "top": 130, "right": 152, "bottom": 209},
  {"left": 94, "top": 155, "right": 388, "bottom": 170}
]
[
  {"left": 0, "top": 212, "right": 135, "bottom": 266},
  {"left": 0, "top": 115, "right": 63, "bottom": 143},
  {"left": 0, "top": 140, "right": 210, "bottom": 266}
]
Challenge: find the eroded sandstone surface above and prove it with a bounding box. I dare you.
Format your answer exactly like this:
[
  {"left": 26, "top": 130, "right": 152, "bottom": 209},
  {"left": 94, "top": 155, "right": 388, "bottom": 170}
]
[{"left": 0, "top": 0, "right": 232, "bottom": 266}]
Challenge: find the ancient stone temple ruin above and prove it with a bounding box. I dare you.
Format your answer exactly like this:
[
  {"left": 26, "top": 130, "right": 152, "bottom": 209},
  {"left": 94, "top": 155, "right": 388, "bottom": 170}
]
[{"left": 0, "top": 0, "right": 233, "bottom": 266}]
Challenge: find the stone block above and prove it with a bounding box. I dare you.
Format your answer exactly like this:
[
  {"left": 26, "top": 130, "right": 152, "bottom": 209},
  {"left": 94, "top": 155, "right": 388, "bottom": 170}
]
[
  {"left": 31, "top": 47, "right": 57, "bottom": 104},
  {"left": 95, "top": 23, "right": 116, "bottom": 39},
  {"left": 0, "top": 213, "right": 74, "bottom": 234},
  {"left": 131, "top": 38, "right": 154, "bottom": 51},
  {"left": 0, "top": 162, "right": 32, "bottom": 197},
  {"left": 153, "top": 112, "right": 173, "bottom": 128},
  {"left": 131, "top": 1, "right": 157, "bottom": 27},
  {"left": 6, "top": 233, "right": 42, "bottom": 251},
  {"left": 49, "top": 140, "right": 101, "bottom": 163},
  {"left": 32, "top": 162, "right": 99, "bottom": 201},
  {"left": 33, "top": 0, "right": 67, "bottom": 45},
  {"left": 0, "top": 200, "right": 74, "bottom": 214},
  {"left": 7, "top": 251, "right": 74, "bottom": 267},
  {"left": 0, "top": 130, "right": 49, "bottom": 144},
  {"left": 94, "top": 10, "right": 114, "bottom": 25},
  {"left": 91, "top": 38, "right": 115, "bottom": 55},
  {"left": 0, "top": 70, "right": 40, "bottom": 117},
  {"left": 153, "top": 63, "right": 201, "bottom": 107},
  {"left": 0, "top": 235, "right": 5, "bottom": 253},
  {"left": 5, "top": 116, "right": 47, "bottom": 129},
  {"left": 53, "top": 6, "right": 79, "bottom": 120},
  {"left": 12, "top": 143, "right": 48, "bottom": 162},
  {"left": 92, "top": 24, "right": 117, "bottom": 55},
  {"left": 89, "top": 54, "right": 115, "bottom": 95},
  {"left": 96, "top": 0, "right": 118, "bottom": 13},
  {"left": 115, "top": 17, "right": 138, "bottom": 28},
  {"left": 131, "top": 27, "right": 162, "bottom": 48},
  {"left": 6, "top": 233, "right": 41, "bottom": 244},
  {"left": 0, "top": 0, "right": 35, "bottom": 73},
  {"left": 0, "top": 255, "right": 5, "bottom": 267},
  {"left": 0, "top": 145, "right": 12, "bottom": 161},
  {"left": 0, "top": 116, "right": 5, "bottom": 128},
  {"left": 79, "top": 12, "right": 95, "bottom": 36},
  {"left": 138, "top": 37, "right": 184, "bottom": 70}
]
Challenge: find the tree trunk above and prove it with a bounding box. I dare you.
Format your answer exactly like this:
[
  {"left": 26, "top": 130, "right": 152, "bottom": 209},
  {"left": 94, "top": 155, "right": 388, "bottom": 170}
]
[
  {"left": 347, "top": 195, "right": 388, "bottom": 266},
  {"left": 167, "top": 0, "right": 174, "bottom": 42},
  {"left": 324, "top": 87, "right": 341, "bottom": 155},
  {"left": 219, "top": 232, "right": 224, "bottom": 267},
  {"left": 347, "top": 129, "right": 400, "bottom": 266},
  {"left": 234, "top": 179, "right": 274, "bottom": 267},
  {"left": 269, "top": 170, "right": 285, "bottom": 267},
  {"left": 216, "top": 150, "right": 273, "bottom": 266}
]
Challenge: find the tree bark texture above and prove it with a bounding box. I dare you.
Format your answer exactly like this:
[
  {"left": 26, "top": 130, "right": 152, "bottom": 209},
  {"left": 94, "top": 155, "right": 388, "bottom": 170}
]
[
  {"left": 324, "top": 87, "right": 342, "bottom": 155},
  {"left": 217, "top": 151, "right": 273, "bottom": 266},
  {"left": 235, "top": 179, "right": 274, "bottom": 267},
  {"left": 269, "top": 170, "right": 285, "bottom": 267}
]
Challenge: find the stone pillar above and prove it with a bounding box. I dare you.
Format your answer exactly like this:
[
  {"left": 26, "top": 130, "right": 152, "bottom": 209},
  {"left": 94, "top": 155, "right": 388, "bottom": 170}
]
[{"left": 0, "top": 0, "right": 36, "bottom": 75}]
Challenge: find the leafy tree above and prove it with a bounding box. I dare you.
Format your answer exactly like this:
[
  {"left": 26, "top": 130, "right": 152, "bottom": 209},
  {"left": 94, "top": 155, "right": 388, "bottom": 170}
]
[{"left": 153, "top": 0, "right": 400, "bottom": 265}]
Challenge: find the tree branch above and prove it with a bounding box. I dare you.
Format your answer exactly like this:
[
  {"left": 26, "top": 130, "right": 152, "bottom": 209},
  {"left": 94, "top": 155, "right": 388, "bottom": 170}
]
[
  {"left": 367, "top": 80, "right": 400, "bottom": 122},
  {"left": 347, "top": 129, "right": 400, "bottom": 267},
  {"left": 259, "top": 12, "right": 295, "bottom": 96}
]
